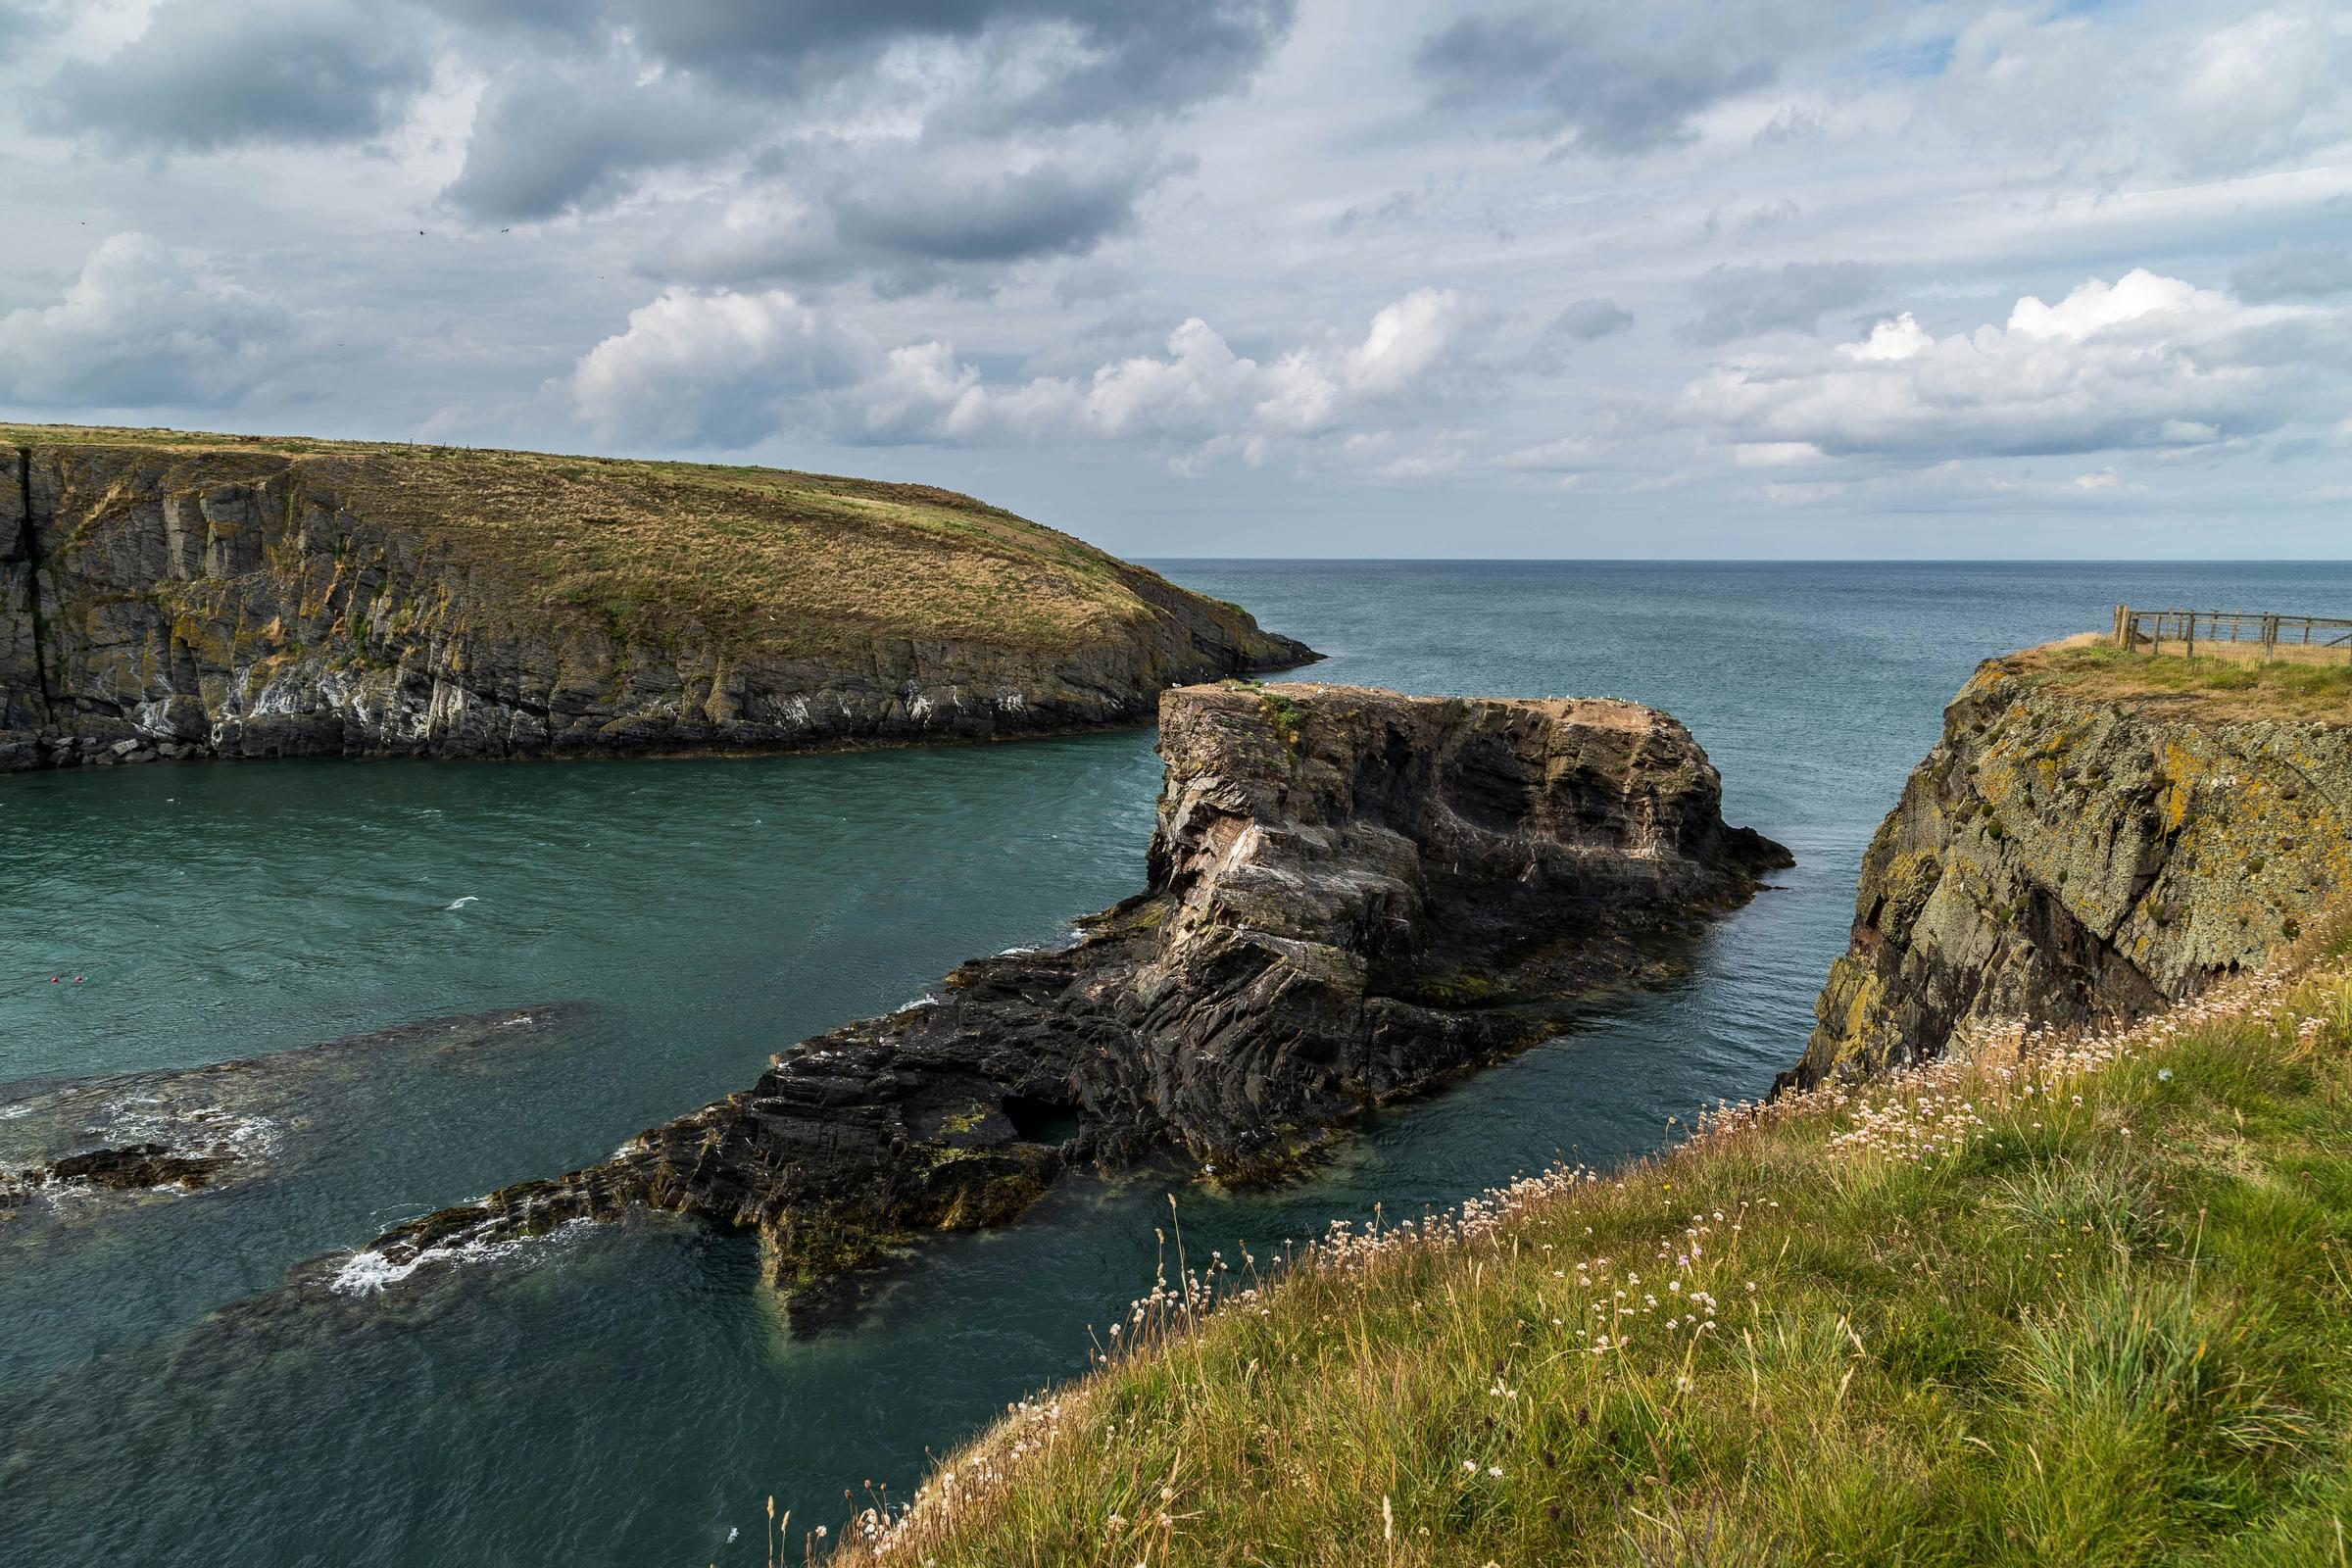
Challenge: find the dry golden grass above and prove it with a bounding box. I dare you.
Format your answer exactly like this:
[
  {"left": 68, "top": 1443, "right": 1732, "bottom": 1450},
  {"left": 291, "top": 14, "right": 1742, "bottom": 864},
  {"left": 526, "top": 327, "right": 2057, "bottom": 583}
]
[
  {"left": 1997, "top": 640, "right": 2352, "bottom": 723},
  {"left": 4, "top": 422, "right": 1192, "bottom": 658}
]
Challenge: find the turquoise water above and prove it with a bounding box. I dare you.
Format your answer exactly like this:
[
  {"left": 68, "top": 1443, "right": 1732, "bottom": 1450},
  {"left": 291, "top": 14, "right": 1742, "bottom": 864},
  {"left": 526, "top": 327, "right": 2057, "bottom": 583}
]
[{"left": 4, "top": 562, "right": 2346, "bottom": 1565}]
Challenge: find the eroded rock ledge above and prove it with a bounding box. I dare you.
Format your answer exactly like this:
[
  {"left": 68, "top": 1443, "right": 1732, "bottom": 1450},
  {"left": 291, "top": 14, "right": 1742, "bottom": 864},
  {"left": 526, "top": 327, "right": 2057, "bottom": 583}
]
[
  {"left": 1784, "top": 647, "right": 2352, "bottom": 1091},
  {"left": 359, "top": 682, "right": 1788, "bottom": 1297}
]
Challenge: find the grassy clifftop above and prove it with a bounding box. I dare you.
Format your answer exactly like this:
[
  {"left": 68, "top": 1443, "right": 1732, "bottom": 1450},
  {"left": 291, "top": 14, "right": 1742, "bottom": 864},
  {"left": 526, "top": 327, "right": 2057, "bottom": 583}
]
[
  {"left": 833, "top": 931, "right": 2352, "bottom": 1567},
  {"left": 2002, "top": 640, "right": 2352, "bottom": 723},
  {"left": 2, "top": 422, "right": 1213, "bottom": 659}
]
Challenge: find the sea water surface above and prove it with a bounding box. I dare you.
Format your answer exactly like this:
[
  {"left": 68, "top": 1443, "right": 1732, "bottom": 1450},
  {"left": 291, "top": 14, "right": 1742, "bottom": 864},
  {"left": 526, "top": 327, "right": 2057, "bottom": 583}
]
[{"left": 4, "top": 562, "right": 2345, "bottom": 1566}]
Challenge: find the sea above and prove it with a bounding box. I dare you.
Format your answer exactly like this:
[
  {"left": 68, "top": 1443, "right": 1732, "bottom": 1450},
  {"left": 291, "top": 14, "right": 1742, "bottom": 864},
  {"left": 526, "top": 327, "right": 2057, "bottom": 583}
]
[{"left": 4, "top": 561, "right": 2345, "bottom": 1566}]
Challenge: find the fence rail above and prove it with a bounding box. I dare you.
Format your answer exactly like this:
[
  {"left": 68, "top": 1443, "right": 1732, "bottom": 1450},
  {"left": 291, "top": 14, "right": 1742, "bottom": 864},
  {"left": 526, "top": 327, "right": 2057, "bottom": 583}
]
[{"left": 2112, "top": 605, "right": 2352, "bottom": 662}]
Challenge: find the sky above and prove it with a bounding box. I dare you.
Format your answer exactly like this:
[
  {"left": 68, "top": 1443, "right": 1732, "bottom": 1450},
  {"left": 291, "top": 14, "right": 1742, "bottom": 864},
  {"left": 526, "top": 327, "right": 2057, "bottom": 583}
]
[{"left": 0, "top": 0, "right": 2348, "bottom": 559}]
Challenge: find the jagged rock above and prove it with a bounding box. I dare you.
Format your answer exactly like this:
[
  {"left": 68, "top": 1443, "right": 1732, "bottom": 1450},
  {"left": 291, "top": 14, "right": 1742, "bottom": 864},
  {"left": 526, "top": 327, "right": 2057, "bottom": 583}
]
[
  {"left": 1783, "top": 645, "right": 2352, "bottom": 1091},
  {"left": 0, "top": 433, "right": 1311, "bottom": 767},
  {"left": 359, "top": 682, "right": 1788, "bottom": 1297}
]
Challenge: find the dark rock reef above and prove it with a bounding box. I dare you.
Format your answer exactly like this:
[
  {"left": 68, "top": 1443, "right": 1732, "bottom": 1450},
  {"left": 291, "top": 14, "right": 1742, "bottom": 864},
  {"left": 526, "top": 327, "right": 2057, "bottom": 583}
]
[
  {"left": 0, "top": 431, "right": 1310, "bottom": 768},
  {"left": 1785, "top": 645, "right": 2352, "bottom": 1091},
  {"left": 360, "top": 682, "right": 1788, "bottom": 1296}
]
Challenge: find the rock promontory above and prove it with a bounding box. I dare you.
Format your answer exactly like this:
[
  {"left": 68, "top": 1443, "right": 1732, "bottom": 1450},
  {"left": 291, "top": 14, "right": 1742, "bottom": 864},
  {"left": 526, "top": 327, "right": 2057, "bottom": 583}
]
[
  {"left": 1787, "top": 641, "right": 2352, "bottom": 1090},
  {"left": 0, "top": 426, "right": 1310, "bottom": 768},
  {"left": 358, "top": 682, "right": 1788, "bottom": 1296}
]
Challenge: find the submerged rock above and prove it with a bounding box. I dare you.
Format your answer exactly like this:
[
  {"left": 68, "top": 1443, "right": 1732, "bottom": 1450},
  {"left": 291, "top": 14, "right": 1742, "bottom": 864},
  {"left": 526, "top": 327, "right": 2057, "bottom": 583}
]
[
  {"left": 360, "top": 682, "right": 1788, "bottom": 1296},
  {"left": 0, "top": 1005, "right": 572, "bottom": 1223},
  {"left": 1784, "top": 644, "right": 2352, "bottom": 1091},
  {"left": 0, "top": 431, "right": 1311, "bottom": 769}
]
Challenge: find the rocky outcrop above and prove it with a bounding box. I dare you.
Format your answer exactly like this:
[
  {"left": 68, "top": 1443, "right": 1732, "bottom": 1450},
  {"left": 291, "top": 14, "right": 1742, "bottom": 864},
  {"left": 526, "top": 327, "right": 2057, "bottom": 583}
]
[
  {"left": 0, "top": 435, "right": 1311, "bottom": 769},
  {"left": 357, "top": 682, "right": 1788, "bottom": 1297},
  {"left": 1786, "top": 648, "right": 2352, "bottom": 1090}
]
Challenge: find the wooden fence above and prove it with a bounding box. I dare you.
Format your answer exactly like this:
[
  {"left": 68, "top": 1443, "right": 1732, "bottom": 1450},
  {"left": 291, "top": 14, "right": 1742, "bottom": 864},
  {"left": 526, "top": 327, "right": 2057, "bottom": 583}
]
[{"left": 2112, "top": 605, "right": 2352, "bottom": 662}]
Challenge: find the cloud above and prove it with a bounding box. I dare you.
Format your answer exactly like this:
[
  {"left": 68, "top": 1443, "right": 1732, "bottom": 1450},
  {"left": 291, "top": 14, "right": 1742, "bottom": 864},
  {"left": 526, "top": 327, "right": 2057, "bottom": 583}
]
[
  {"left": 442, "top": 63, "right": 752, "bottom": 222},
  {"left": 1410, "top": 3, "right": 1851, "bottom": 156},
  {"left": 1550, "top": 298, "right": 1635, "bottom": 342},
  {"left": 39, "top": 0, "right": 431, "bottom": 153},
  {"left": 565, "top": 288, "right": 882, "bottom": 447},
  {"left": 1936, "top": 4, "right": 2352, "bottom": 179},
  {"left": 26, "top": 0, "right": 1291, "bottom": 297},
  {"left": 2232, "top": 242, "right": 2352, "bottom": 302},
  {"left": 563, "top": 284, "right": 1494, "bottom": 464},
  {"left": 655, "top": 147, "right": 1176, "bottom": 292},
  {"left": 1678, "top": 268, "right": 2352, "bottom": 463},
  {"left": 1680, "top": 261, "right": 1878, "bottom": 345},
  {"left": 552, "top": 0, "right": 1296, "bottom": 122},
  {"left": 0, "top": 235, "right": 309, "bottom": 407}
]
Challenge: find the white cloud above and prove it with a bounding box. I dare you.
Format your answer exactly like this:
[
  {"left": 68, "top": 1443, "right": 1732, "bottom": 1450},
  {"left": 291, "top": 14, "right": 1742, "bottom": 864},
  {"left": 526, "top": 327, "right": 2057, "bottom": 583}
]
[
  {"left": 563, "top": 284, "right": 1493, "bottom": 466},
  {"left": 1936, "top": 3, "right": 2352, "bottom": 179},
  {"left": 1680, "top": 268, "right": 2351, "bottom": 463},
  {"left": 0, "top": 234, "right": 309, "bottom": 407}
]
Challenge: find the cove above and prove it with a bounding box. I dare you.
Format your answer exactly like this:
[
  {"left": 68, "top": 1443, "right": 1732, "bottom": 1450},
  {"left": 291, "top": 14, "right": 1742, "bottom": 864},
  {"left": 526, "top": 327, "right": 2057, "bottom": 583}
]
[{"left": 5, "top": 560, "right": 2348, "bottom": 1567}]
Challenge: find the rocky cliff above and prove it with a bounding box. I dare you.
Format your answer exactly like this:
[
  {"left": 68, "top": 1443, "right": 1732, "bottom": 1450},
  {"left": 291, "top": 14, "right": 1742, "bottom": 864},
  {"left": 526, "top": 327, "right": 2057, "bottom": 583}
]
[
  {"left": 355, "top": 682, "right": 1788, "bottom": 1298},
  {"left": 1787, "top": 643, "right": 2352, "bottom": 1090},
  {"left": 0, "top": 427, "right": 1311, "bottom": 768}
]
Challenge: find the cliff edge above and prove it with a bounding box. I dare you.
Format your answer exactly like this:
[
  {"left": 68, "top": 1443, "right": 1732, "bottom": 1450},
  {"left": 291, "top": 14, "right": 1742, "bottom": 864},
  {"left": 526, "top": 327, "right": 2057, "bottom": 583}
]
[
  {"left": 1787, "top": 640, "right": 2352, "bottom": 1089},
  {"left": 353, "top": 681, "right": 1788, "bottom": 1297},
  {"left": 0, "top": 425, "right": 1311, "bottom": 767}
]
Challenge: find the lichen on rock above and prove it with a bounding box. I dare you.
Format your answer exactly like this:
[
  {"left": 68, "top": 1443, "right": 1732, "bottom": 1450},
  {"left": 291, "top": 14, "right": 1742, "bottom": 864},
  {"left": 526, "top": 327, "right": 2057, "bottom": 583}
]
[{"left": 1783, "top": 644, "right": 2352, "bottom": 1091}]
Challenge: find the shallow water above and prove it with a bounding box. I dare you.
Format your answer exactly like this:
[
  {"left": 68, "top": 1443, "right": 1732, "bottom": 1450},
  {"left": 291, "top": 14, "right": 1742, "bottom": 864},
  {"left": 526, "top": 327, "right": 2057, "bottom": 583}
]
[{"left": 4, "top": 561, "right": 2344, "bottom": 1566}]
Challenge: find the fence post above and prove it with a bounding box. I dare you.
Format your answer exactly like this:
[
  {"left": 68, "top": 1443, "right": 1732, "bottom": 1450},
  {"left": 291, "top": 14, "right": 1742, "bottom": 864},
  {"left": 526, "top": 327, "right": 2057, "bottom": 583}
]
[
  {"left": 2261, "top": 614, "right": 2278, "bottom": 662},
  {"left": 2112, "top": 604, "right": 2129, "bottom": 649}
]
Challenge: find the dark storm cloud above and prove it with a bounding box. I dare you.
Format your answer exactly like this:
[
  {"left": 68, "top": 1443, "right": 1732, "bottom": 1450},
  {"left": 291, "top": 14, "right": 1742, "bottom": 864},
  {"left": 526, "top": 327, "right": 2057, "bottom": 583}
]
[
  {"left": 39, "top": 0, "right": 431, "bottom": 153},
  {"left": 2232, "top": 243, "right": 2352, "bottom": 303},
  {"left": 1412, "top": 5, "right": 1790, "bottom": 155},
  {"left": 1679, "top": 261, "right": 1878, "bottom": 345}
]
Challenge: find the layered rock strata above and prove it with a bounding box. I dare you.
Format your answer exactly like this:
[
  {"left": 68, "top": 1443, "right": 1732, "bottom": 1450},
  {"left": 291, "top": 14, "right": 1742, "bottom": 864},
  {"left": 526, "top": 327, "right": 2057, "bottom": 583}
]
[
  {"left": 0, "top": 435, "right": 1310, "bottom": 768},
  {"left": 1787, "top": 649, "right": 2352, "bottom": 1090},
  {"left": 360, "top": 682, "right": 1789, "bottom": 1295}
]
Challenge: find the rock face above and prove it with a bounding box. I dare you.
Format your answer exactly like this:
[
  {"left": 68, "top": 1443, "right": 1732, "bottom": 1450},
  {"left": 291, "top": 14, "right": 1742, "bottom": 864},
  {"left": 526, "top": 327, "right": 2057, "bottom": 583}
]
[
  {"left": 1786, "top": 650, "right": 2352, "bottom": 1090},
  {"left": 359, "top": 682, "right": 1788, "bottom": 1296},
  {"left": 0, "top": 434, "right": 1310, "bottom": 769}
]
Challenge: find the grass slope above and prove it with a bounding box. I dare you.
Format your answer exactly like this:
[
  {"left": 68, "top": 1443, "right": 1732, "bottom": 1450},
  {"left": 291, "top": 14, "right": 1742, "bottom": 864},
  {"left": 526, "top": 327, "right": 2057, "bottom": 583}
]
[
  {"left": 2, "top": 423, "right": 1189, "bottom": 659},
  {"left": 833, "top": 933, "right": 2352, "bottom": 1567}
]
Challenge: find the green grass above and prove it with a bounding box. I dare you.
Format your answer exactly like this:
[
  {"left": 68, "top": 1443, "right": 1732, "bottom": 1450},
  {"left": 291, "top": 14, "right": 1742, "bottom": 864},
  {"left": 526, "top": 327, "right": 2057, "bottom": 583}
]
[
  {"left": 2, "top": 422, "right": 1263, "bottom": 660},
  {"left": 831, "top": 933, "right": 2352, "bottom": 1566},
  {"left": 2008, "top": 644, "right": 2352, "bottom": 721}
]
